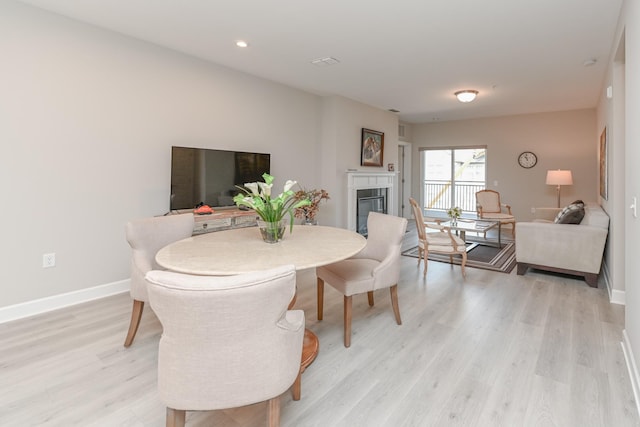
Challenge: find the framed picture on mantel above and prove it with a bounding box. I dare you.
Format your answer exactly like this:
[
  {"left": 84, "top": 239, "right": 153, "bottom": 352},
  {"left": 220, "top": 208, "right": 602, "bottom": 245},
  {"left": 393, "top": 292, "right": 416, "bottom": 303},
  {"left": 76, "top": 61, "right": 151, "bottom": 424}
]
[{"left": 361, "top": 128, "right": 384, "bottom": 167}]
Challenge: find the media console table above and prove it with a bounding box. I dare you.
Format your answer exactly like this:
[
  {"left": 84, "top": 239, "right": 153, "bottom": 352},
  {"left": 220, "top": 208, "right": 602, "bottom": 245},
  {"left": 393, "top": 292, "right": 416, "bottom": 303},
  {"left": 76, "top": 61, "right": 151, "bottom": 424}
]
[{"left": 172, "top": 208, "right": 258, "bottom": 235}]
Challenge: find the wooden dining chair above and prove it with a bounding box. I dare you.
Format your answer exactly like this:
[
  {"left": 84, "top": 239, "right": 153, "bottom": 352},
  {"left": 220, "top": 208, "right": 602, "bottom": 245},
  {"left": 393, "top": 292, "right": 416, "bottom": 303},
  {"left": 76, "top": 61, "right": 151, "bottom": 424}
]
[
  {"left": 146, "top": 265, "right": 304, "bottom": 427},
  {"left": 409, "top": 197, "right": 467, "bottom": 278},
  {"left": 123, "top": 213, "right": 194, "bottom": 347},
  {"left": 316, "top": 212, "right": 408, "bottom": 347}
]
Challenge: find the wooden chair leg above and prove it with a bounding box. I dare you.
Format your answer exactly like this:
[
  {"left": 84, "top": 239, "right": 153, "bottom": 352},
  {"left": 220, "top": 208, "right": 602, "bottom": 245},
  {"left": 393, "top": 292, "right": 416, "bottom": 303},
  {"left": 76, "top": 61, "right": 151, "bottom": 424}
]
[
  {"left": 166, "top": 408, "right": 185, "bottom": 427},
  {"left": 460, "top": 252, "right": 467, "bottom": 278},
  {"left": 344, "top": 295, "right": 352, "bottom": 348},
  {"left": 124, "top": 300, "right": 144, "bottom": 347},
  {"left": 367, "top": 291, "right": 374, "bottom": 306},
  {"left": 390, "top": 285, "right": 402, "bottom": 325},
  {"left": 417, "top": 248, "right": 422, "bottom": 267},
  {"left": 267, "top": 396, "right": 280, "bottom": 427},
  {"left": 423, "top": 250, "right": 429, "bottom": 277},
  {"left": 317, "top": 278, "right": 324, "bottom": 320},
  {"left": 292, "top": 371, "right": 302, "bottom": 401}
]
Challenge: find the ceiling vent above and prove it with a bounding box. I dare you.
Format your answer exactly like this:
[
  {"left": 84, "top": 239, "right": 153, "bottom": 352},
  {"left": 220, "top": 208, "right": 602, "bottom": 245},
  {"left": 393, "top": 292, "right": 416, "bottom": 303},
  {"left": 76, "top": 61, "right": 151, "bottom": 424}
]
[{"left": 311, "top": 57, "right": 340, "bottom": 66}]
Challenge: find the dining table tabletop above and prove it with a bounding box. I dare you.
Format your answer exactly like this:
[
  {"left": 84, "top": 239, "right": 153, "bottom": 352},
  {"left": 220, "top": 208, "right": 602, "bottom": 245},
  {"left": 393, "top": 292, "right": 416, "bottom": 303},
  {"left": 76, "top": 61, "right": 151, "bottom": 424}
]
[{"left": 155, "top": 224, "right": 367, "bottom": 276}]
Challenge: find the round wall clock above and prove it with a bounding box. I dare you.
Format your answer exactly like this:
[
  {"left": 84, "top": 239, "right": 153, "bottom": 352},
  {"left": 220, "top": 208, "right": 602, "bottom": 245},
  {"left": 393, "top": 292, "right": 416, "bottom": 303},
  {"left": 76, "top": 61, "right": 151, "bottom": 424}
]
[{"left": 518, "top": 151, "right": 537, "bottom": 168}]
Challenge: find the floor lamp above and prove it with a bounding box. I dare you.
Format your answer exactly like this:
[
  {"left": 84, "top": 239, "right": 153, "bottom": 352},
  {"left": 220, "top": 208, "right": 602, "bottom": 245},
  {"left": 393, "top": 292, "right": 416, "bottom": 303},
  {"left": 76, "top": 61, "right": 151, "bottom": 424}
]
[{"left": 546, "top": 170, "right": 573, "bottom": 208}]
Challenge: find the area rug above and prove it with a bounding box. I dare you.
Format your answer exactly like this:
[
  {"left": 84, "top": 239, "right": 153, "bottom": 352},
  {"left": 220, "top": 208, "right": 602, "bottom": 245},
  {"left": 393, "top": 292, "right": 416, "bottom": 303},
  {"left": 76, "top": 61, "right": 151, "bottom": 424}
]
[{"left": 402, "top": 239, "right": 517, "bottom": 273}]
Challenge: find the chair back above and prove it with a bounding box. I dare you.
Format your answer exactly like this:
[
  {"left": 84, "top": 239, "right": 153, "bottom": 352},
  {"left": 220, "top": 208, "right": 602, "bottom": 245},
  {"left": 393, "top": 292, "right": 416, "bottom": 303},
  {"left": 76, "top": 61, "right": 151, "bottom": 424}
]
[
  {"left": 125, "top": 213, "right": 194, "bottom": 301},
  {"left": 365, "top": 212, "right": 408, "bottom": 261},
  {"left": 476, "top": 190, "right": 502, "bottom": 214},
  {"left": 409, "top": 198, "right": 427, "bottom": 241},
  {"left": 147, "top": 265, "right": 304, "bottom": 411}
]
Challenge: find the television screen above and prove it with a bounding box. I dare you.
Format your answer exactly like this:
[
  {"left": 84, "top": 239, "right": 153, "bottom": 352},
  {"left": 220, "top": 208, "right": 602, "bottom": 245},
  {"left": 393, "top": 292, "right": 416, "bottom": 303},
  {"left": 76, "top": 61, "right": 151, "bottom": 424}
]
[{"left": 170, "top": 146, "right": 270, "bottom": 210}]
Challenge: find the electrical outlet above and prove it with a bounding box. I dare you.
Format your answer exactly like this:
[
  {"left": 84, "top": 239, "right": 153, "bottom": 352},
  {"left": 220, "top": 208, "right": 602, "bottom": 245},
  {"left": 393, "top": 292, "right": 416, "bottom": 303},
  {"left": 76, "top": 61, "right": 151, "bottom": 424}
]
[{"left": 43, "top": 253, "right": 56, "bottom": 268}]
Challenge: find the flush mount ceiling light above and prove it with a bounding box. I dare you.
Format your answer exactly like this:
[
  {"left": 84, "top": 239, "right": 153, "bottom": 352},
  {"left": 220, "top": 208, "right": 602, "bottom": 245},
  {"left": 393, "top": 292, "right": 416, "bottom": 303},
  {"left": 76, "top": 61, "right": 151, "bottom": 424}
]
[
  {"left": 236, "top": 40, "right": 249, "bottom": 48},
  {"left": 455, "top": 90, "right": 479, "bottom": 103}
]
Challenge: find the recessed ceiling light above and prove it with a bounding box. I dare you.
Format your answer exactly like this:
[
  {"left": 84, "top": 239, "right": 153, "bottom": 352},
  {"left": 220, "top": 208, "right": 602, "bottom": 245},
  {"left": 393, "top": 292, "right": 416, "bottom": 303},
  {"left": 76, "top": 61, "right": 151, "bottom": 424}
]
[
  {"left": 236, "top": 40, "right": 249, "bottom": 48},
  {"left": 583, "top": 58, "right": 597, "bottom": 66},
  {"left": 388, "top": 108, "right": 400, "bottom": 113},
  {"left": 454, "top": 90, "right": 479, "bottom": 103}
]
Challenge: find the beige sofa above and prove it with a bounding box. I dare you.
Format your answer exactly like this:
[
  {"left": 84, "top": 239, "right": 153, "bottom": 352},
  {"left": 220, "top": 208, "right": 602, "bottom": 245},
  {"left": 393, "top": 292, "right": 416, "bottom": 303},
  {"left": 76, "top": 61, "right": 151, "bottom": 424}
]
[{"left": 515, "top": 203, "right": 609, "bottom": 287}]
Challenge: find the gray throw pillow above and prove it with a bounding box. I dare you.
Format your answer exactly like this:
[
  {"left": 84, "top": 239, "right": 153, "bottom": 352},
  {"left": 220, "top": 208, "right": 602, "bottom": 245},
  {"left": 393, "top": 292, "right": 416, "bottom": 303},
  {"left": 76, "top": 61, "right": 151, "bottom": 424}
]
[{"left": 554, "top": 203, "right": 585, "bottom": 224}]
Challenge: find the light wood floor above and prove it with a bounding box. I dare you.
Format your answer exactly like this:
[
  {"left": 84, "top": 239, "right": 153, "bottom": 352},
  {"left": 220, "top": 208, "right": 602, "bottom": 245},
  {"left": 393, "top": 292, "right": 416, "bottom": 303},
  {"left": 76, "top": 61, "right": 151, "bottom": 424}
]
[{"left": 1, "top": 226, "right": 638, "bottom": 426}]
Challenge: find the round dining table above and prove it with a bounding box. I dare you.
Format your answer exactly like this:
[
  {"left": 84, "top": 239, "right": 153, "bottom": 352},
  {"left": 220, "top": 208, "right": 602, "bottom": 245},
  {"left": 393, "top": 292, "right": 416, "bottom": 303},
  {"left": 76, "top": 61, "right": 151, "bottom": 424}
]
[
  {"left": 155, "top": 224, "right": 366, "bottom": 275},
  {"left": 155, "top": 223, "right": 366, "bottom": 401}
]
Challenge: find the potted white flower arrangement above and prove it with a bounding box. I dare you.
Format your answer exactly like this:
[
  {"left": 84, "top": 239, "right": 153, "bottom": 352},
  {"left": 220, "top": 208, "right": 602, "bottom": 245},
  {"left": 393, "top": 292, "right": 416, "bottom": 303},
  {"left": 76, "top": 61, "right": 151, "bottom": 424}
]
[
  {"left": 234, "top": 173, "right": 311, "bottom": 243},
  {"left": 447, "top": 206, "right": 462, "bottom": 225}
]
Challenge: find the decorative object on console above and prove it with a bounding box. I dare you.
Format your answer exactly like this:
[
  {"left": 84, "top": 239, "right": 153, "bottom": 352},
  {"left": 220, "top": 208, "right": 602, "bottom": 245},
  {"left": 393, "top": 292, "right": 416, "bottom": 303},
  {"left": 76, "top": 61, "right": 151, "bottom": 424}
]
[
  {"left": 361, "top": 128, "right": 384, "bottom": 167},
  {"left": 294, "top": 189, "right": 330, "bottom": 225},
  {"left": 193, "top": 204, "right": 213, "bottom": 215},
  {"left": 546, "top": 169, "right": 573, "bottom": 208},
  {"left": 234, "top": 173, "right": 311, "bottom": 243}
]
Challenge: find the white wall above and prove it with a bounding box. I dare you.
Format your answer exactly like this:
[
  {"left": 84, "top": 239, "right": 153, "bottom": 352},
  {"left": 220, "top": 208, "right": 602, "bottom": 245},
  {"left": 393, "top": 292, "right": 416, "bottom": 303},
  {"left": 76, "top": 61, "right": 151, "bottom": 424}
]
[
  {"left": 0, "top": 1, "right": 398, "bottom": 311},
  {"left": 318, "top": 96, "right": 399, "bottom": 228},
  {"left": 618, "top": 0, "right": 640, "bottom": 404},
  {"left": 410, "top": 110, "right": 597, "bottom": 222}
]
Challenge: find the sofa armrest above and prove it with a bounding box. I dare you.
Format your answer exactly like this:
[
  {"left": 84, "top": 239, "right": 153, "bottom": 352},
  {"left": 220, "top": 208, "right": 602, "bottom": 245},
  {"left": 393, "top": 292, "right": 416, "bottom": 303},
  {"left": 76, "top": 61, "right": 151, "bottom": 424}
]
[{"left": 515, "top": 222, "right": 608, "bottom": 274}]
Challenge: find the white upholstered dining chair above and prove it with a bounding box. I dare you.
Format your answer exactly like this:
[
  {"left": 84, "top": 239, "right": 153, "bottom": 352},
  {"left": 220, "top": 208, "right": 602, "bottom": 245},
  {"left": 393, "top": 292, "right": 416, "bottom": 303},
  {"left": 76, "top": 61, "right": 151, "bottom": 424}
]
[
  {"left": 409, "top": 197, "right": 467, "bottom": 278},
  {"left": 123, "top": 213, "right": 194, "bottom": 347},
  {"left": 146, "top": 265, "right": 304, "bottom": 427},
  {"left": 316, "top": 212, "right": 408, "bottom": 348}
]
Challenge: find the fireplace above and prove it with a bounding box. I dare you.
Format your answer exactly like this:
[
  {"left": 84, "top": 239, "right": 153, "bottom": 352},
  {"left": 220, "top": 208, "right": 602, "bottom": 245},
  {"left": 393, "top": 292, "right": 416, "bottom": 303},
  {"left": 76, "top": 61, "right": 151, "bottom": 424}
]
[
  {"left": 347, "top": 171, "right": 395, "bottom": 235},
  {"left": 357, "top": 188, "right": 387, "bottom": 235}
]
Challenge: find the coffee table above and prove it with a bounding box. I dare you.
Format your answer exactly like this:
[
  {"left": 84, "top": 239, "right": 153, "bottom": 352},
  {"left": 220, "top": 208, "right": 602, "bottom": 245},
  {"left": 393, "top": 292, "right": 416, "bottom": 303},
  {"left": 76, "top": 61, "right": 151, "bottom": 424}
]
[{"left": 441, "top": 219, "right": 502, "bottom": 248}]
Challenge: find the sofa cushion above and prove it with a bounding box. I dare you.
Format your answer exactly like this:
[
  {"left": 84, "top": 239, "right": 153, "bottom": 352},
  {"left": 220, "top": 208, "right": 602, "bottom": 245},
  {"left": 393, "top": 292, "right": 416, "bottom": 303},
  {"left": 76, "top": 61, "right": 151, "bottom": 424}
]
[{"left": 554, "top": 202, "right": 585, "bottom": 224}]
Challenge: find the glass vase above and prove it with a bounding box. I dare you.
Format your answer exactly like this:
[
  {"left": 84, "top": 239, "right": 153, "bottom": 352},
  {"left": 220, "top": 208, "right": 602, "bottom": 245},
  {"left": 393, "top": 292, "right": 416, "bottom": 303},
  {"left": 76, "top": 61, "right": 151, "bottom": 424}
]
[
  {"left": 302, "top": 216, "right": 318, "bottom": 226},
  {"left": 257, "top": 219, "right": 287, "bottom": 243}
]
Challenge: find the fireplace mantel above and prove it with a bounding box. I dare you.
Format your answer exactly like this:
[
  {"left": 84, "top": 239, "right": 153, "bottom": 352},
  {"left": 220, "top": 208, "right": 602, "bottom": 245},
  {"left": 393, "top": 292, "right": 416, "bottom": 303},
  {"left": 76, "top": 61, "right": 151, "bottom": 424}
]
[{"left": 347, "top": 171, "right": 395, "bottom": 232}]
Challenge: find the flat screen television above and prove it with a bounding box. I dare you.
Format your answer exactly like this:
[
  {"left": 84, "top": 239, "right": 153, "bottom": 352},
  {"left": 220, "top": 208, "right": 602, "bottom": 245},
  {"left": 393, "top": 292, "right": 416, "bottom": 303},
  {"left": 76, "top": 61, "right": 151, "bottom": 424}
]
[{"left": 170, "top": 146, "right": 271, "bottom": 211}]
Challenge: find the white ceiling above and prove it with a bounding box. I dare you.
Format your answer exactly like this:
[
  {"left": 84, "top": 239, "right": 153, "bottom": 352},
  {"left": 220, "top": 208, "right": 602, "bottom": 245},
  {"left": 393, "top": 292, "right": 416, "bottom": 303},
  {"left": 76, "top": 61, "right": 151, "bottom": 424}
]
[{"left": 21, "top": 0, "right": 623, "bottom": 123}]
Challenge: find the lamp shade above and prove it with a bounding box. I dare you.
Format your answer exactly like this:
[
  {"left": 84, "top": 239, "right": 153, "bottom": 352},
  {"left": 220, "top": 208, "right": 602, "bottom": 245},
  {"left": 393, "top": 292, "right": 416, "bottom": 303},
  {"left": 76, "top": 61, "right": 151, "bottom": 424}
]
[{"left": 546, "top": 170, "right": 573, "bottom": 186}]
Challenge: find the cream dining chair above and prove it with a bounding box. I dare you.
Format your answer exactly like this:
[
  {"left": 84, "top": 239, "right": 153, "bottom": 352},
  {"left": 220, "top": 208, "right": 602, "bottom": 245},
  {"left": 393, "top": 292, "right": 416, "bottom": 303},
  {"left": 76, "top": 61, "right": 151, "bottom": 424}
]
[
  {"left": 409, "top": 197, "right": 467, "bottom": 278},
  {"left": 316, "top": 212, "right": 408, "bottom": 348},
  {"left": 123, "top": 213, "right": 194, "bottom": 347},
  {"left": 475, "top": 189, "right": 516, "bottom": 237},
  {"left": 146, "top": 265, "right": 304, "bottom": 427}
]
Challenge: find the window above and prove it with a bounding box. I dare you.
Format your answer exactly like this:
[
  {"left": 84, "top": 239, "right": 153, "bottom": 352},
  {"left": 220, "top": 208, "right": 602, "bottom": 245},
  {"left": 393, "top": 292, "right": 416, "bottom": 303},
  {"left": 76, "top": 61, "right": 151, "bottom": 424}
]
[{"left": 420, "top": 147, "right": 486, "bottom": 216}]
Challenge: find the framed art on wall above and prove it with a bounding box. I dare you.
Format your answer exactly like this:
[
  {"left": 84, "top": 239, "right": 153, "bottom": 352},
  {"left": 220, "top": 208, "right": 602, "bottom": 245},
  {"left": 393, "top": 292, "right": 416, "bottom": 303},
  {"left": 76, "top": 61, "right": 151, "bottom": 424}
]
[
  {"left": 361, "top": 128, "right": 384, "bottom": 167},
  {"left": 599, "top": 127, "right": 608, "bottom": 200}
]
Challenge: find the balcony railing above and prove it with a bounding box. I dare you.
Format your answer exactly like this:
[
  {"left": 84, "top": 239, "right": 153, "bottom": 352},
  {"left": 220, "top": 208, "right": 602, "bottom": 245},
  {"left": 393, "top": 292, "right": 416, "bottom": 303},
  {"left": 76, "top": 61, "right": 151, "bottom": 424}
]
[{"left": 422, "top": 180, "right": 485, "bottom": 213}]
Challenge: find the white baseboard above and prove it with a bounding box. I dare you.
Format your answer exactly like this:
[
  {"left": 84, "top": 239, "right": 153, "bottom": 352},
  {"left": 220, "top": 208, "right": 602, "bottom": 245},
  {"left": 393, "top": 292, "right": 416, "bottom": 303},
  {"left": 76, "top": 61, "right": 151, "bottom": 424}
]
[
  {"left": 622, "top": 330, "right": 640, "bottom": 418},
  {"left": 0, "top": 279, "right": 130, "bottom": 324},
  {"left": 602, "top": 261, "right": 626, "bottom": 305}
]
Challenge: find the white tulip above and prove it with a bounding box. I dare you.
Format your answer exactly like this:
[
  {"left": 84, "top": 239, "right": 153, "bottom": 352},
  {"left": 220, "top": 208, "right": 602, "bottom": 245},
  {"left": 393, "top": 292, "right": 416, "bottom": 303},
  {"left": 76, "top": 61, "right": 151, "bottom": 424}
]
[{"left": 284, "top": 180, "right": 296, "bottom": 192}]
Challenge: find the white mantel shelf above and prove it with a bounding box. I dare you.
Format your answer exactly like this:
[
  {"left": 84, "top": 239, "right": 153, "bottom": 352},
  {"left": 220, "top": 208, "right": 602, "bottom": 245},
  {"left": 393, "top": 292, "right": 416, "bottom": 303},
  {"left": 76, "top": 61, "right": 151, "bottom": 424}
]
[{"left": 346, "top": 171, "right": 396, "bottom": 232}]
